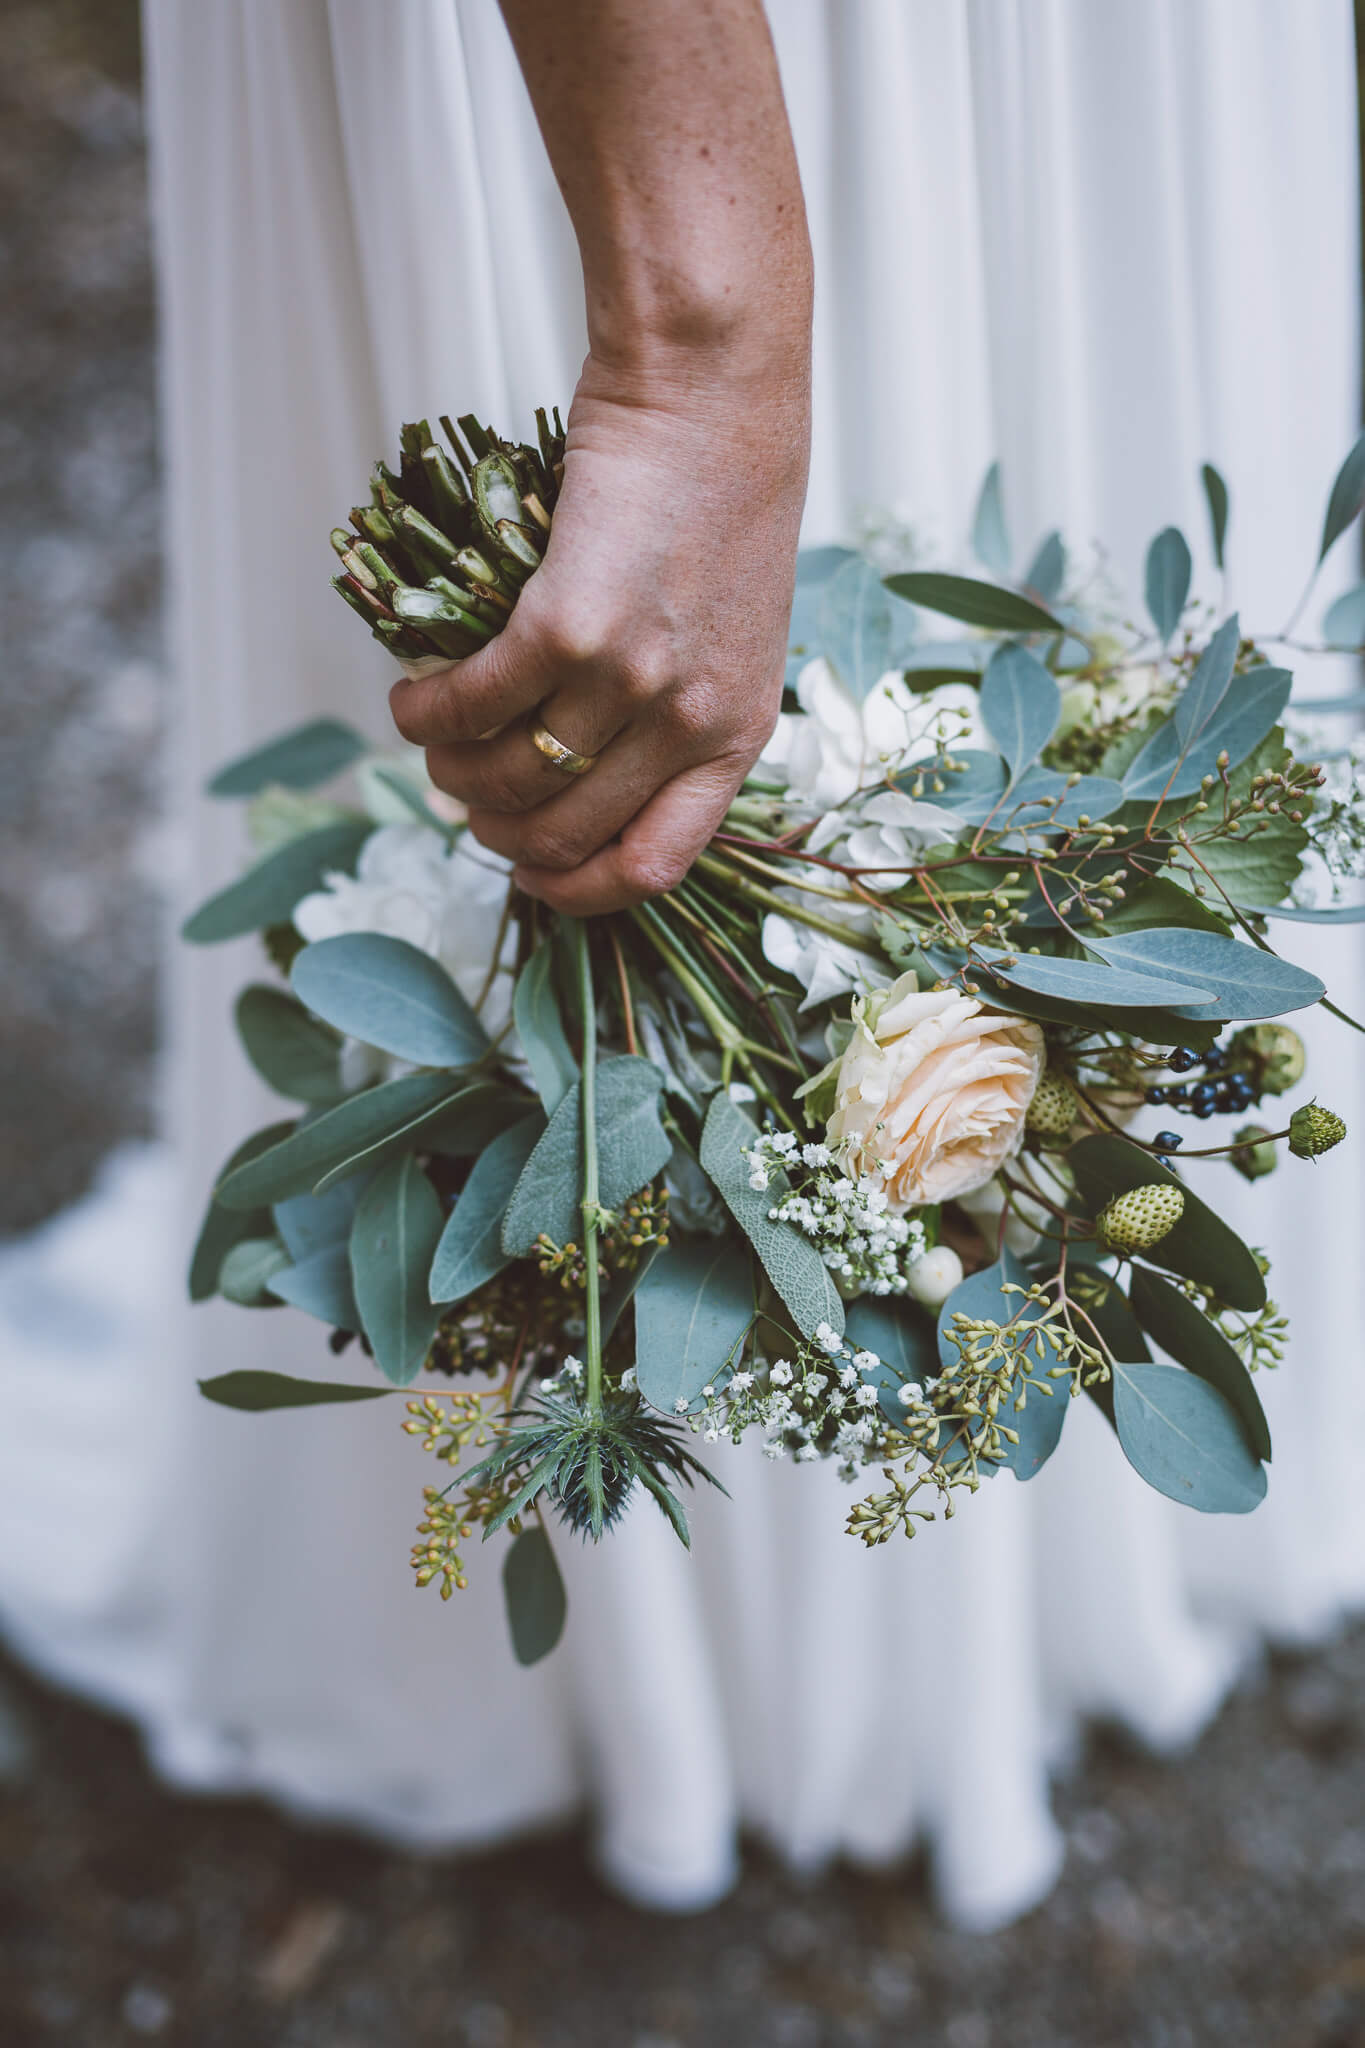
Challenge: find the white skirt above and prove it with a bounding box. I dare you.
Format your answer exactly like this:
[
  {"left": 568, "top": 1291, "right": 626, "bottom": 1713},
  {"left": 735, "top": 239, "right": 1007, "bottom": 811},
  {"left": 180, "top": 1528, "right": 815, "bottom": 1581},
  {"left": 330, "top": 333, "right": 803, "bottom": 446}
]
[{"left": 1, "top": 0, "right": 1362, "bottom": 1931}]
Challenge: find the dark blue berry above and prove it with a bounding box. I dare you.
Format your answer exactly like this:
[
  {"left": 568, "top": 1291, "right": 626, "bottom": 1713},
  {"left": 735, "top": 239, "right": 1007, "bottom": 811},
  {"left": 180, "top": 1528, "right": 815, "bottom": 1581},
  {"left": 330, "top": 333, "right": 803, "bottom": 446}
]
[
  {"left": 1154, "top": 1131, "right": 1183, "bottom": 1150},
  {"left": 1169, "top": 1049, "right": 1197, "bottom": 1072},
  {"left": 1145, "top": 1087, "right": 1168, "bottom": 1105},
  {"left": 1192, "top": 1101, "right": 1215, "bottom": 1120}
]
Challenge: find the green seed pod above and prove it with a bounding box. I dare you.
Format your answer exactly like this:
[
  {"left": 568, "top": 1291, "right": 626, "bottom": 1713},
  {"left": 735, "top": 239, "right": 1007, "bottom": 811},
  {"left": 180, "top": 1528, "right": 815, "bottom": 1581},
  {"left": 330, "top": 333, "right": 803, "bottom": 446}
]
[
  {"left": 1026, "top": 1069, "right": 1081, "bottom": 1140},
  {"left": 1288, "top": 1102, "right": 1346, "bottom": 1160},
  {"left": 1233, "top": 1022, "right": 1307, "bottom": 1097},
  {"left": 1097, "top": 1183, "right": 1186, "bottom": 1255},
  {"left": 1230, "top": 1124, "right": 1278, "bottom": 1181}
]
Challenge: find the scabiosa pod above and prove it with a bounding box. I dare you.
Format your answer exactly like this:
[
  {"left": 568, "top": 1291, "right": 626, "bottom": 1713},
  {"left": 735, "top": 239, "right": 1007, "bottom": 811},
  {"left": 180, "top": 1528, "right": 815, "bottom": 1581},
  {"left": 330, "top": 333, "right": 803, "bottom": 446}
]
[
  {"left": 1097, "top": 1183, "right": 1186, "bottom": 1255},
  {"left": 1288, "top": 1102, "right": 1347, "bottom": 1160}
]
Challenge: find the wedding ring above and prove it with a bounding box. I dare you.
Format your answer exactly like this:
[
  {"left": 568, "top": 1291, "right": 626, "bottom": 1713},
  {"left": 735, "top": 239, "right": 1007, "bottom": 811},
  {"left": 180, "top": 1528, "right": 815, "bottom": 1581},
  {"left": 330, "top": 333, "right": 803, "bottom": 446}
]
[{"left": 529, "top": 718, "right": 597, "bottom": 777}]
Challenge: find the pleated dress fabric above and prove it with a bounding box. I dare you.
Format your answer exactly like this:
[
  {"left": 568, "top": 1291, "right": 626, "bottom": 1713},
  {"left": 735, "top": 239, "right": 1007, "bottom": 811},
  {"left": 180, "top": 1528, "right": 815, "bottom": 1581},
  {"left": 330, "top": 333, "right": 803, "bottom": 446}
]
[{"left": 0, "top": 0, "right": 1361, "bottom": 1931}]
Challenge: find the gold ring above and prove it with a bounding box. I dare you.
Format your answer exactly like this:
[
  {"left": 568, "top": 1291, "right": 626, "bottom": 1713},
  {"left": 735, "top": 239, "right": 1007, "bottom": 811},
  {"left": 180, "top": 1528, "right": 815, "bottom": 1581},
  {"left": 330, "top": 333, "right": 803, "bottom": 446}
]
[{"left": 529, "top": 719, "right": 597, "bottom": 777}]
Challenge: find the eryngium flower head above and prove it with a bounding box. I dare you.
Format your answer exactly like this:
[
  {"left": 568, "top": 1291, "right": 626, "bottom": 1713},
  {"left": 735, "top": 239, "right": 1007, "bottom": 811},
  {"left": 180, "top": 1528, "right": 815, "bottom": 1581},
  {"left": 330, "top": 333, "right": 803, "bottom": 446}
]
[{"left": 1288, "top": 1102, "right": 1346, "bottom": 1160}]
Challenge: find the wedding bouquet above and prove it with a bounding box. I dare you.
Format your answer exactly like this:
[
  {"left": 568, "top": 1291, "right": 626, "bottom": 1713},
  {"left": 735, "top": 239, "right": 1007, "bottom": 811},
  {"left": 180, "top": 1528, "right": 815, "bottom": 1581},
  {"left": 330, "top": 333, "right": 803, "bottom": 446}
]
[{"left": 185, "top": 409, "right": 1365, "bottom": 1666}]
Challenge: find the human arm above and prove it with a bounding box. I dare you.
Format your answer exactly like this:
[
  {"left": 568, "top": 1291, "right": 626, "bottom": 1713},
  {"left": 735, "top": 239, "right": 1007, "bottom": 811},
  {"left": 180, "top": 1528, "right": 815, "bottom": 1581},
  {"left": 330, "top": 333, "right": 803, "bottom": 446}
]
[{"left": 388, "top": 0, "right": 813, "bottom": 915}]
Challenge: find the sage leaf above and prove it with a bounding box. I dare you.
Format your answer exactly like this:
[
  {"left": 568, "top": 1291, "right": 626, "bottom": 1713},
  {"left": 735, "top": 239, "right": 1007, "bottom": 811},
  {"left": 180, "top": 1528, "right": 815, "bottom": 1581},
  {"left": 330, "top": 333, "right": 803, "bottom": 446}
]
[
  {"left": 698, "top": 1094, "right": 843, "bottom": 1342},
  {"left": 349, "top": 1156, "right": 444, "bottom": 1384}
]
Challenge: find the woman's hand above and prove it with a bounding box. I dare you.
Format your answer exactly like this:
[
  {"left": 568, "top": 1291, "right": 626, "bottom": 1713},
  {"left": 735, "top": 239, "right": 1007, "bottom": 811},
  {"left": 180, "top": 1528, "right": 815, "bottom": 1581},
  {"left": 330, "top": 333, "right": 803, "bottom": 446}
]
[
  {"left": 388, "top": 344, "right": 810, "bottom": 916},
  {"left": 387, "top": 0, "right": 813, "bottom": 916}
]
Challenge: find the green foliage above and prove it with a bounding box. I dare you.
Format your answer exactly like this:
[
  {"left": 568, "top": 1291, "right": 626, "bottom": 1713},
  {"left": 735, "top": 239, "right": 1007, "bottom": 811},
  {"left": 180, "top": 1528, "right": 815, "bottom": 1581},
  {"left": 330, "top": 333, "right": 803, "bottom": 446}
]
[
  {"left": 199, "top": 1371, "right": 392, "bottom": 1411},
  {"left": 821, "top": 556, "right": 918, "bottom": 702},
  {"left": 1323, "top": 582, "right": 1365, "bottom": 649},
  {"left": 207, "top": 718, "right": 370, "bottom": 797},
  {"left": 217, "top": 1236, "right": 290, "bottom": 1307},
  {"left": 1123, "top": 665, "right": 1291, "bottom": 802},
  {"left": 971, "top": 461, "right": 1011, "bottom": 576},
  {"left": 633, "top": 1236, "right": 755, "bottom": 1415},
  {"left": 1319, "top": 429, "right": 1365, "bottom": 561},
  {"left": 1068, "top": 1135, "right": 1266, "bottom": 1311},
  {"left": 217, "top": 1072, "right": 470, "bottom": 1208},
  {"left": 842, "top": 1292, "right": 937, "bottom": 1424},
  {"left": 1088, "top": 928, "right": 1324, "bottom": 1020},
  {"left": 430, "top": 1115, "right": 544, "bottom": 1306},
  {"left": 884, "top": 570, "right": 1065, "bottom": 636},
  {"left": 235, "top": 985, "right": 344, "bottom": 1105},
  {"left": 1128, "top": 1266, "right": 1271, "bottom": 1462},
  {"left": 1201, "top": 463, "right": 1229, "bottom": 568},
  {"left": 182, "top": 820, "right": 372, "bottom": 944},
  {"left": 270, "top": 1246, "right": 360, "bottom": 1331},
  {"left": 698, "top": 1094, "right": 844, "bottom": 1342},
  {"left": 1111, "top": 1360, "right": 1267, "bottom": 1513},
  {"left": 513, "top": 944, "right": 578, "bottom": 1115},
  {"left": 1145, "top": 526, "right": 1192, "bottom": 642},
  {"left": 1023, "top": 531, "right": 1065, "bottom": 604},
  {"left": 501, "top": 1057, "right": 670, "bottom": 1257},
  {"left": 292, "top": 933, "right": 489, "bottom": 1068},
  {"left": 979, "top": 643, "right": 1061, "bottom": 785},
  {"left": 188, "top": 1122, "right": 293, "bottom": 1301},
  {"left": 349, "top": 1156, "right": 445, "bottom": 1384},
  {"left": 502, "top": 1526, "right": 567, "bottom": 1666}
]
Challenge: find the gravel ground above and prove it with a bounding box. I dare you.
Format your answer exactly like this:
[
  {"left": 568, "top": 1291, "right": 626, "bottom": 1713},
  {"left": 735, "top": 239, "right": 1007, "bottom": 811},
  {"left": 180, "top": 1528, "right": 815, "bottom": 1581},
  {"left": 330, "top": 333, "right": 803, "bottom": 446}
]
[
  {"left": 2, "top": 6, "right": 1365, "bottom": 2046},
  {"left": 2, "top": 1628, "right": 1365, "bottom": 2048}
]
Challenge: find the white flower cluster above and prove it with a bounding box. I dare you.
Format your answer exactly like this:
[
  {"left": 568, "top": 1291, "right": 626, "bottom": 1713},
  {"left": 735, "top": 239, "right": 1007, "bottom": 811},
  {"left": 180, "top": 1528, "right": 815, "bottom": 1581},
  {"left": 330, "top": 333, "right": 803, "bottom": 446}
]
[
  {"left": 690, "top": 1323, "right": 922, "bottom": 1481},
  {"left": 741, "top": 1131, "right": 927, "bottom": 1295},
  {"left": 1299, "top": 740, "right": 1365, "bottom": 896}
]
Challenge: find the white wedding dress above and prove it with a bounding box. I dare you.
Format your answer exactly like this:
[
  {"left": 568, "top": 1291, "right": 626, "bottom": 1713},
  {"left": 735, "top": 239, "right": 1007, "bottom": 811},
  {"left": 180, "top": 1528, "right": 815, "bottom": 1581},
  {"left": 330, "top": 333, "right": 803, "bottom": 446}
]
[{"left": 1, "top": 0, "right": 1362, "bottom": 1931}]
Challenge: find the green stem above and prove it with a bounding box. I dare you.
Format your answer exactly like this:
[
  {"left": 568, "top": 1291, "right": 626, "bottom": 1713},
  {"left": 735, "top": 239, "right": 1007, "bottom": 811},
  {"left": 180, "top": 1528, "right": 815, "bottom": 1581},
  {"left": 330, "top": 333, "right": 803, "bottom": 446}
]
[{"left": 570, "top": 918, "right": 604, "bottom": 1422}]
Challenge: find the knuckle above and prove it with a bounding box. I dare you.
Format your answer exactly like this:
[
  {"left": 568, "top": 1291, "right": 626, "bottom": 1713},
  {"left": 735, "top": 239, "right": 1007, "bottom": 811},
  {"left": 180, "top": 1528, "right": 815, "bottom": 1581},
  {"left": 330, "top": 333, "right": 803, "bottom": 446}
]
[
  {"left": 520, "top": 820, "right": 587, "bottom": 872},
  {"left": 474, "top": 763, "right": 535, "bottom": 815},
  {"left": 661, "top": 687, "right": 727, "bottom": 753},
  {"left": 622, "top": 845, "right": 689, "bottom": 900}
]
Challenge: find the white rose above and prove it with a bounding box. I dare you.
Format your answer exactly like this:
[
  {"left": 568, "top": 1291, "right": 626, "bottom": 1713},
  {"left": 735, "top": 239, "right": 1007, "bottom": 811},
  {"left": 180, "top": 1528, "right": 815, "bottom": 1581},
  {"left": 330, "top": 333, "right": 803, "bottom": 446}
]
[
  {"left": 759, "top": 657, "right": 921, "bottom": 808},
  {"left": 293, "top": 822, "right": 516, "bottom": 1037},
  {"left": 825, "top": 976, "right": 1044, "bottom": 1210}
]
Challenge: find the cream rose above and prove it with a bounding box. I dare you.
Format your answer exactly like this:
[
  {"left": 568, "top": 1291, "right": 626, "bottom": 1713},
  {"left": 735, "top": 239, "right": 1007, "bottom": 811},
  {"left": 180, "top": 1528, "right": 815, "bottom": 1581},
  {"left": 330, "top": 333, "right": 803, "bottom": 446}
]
[{"left": 825, "top": 978, "right": 1044, "bottom": 1210}]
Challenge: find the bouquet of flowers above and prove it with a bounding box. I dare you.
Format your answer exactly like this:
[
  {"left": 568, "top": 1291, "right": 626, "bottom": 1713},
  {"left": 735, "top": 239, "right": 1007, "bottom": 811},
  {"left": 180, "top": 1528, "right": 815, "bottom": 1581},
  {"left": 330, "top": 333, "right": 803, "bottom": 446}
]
[{"left": 185, "top": 409, "right": 1365, "bottom": 1666}]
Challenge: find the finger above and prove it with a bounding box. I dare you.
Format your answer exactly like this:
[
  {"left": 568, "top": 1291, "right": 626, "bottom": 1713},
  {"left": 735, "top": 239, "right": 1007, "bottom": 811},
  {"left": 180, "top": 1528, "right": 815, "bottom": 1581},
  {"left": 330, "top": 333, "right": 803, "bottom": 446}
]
[
  {"left": 425, "top": 685, "right": 632, "bottom": 815},
  {"left": 466, "top": 729, "right": 677, "bottom": 869},
  {"left": 388, "top": 608, "right": 552, "bottom": 749},
  {"left": 513, "top": 760, "right": 748, "bottom": 917}
]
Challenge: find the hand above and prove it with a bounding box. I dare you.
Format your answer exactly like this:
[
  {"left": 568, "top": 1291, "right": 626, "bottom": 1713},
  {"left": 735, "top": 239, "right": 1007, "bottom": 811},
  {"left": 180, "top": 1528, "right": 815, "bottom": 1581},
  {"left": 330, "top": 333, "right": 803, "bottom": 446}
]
[{"left": 388, "top": 346, "right": 810, "bottom": 916}]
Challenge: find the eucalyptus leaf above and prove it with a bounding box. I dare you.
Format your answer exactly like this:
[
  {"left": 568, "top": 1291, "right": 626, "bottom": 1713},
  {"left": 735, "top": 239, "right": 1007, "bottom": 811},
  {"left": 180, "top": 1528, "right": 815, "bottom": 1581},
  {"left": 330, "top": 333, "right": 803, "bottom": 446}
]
[
  {"left": 430, "top": 1115, "right": 544, "bottom": 1305},
  {"left": 971, "top": 461, "right": 1011, "bottom": 576},
  {"left": 820, "top": 556, "right": 917, "bottom": 702},
  {"left": 207, "top": 718, "right": 370, "bottom": 798},
  {"left": 1112, "top": 1360, "right": 1267, "bottom": 1513},
  {"left": 982, "top": 951, "right": 1214, "bottom": 1009},
  {"left": 1097, "top": 876, "right": 1231, "bottom": 936},
  {"left": 1174, "top": 615, "right": 1240, "bottom": 749},
  {"left": 188, "top": 1122, "right": 293, "bottom": 1301},
  {"left": 1322, "top": 583, "right": 1365, "bottom": 650},
  {"left": 199, "top": 1371, "right": 391, "bottom": 1411},
  {"left": 936, "top": 1252, "right": 1067, "bottom": 1479},
  {"left": 698, "top": 1094, "right": 843, "bottom": 1342},
  {"left": 269, "top": 1244, "right": 360, "bottom": 1330},
  {"left": 884, "top": 571, "right": 1065, "bottom": 636},
  {"left": 217, "top": 1072, "right": 469, "bottom": 1208},
  {"left": 843, "top": 1293, "right": 936, "bottom": 1425},
  {"left": 423, "top": 1084, "right": 536, "bottom": 1158},
  {"left": 1201, "top": 463, "right": 1229, "bottom": 569},
  {"left": 1145, "top": 527, "right": 1193, "bottom": 642},
  {"left": 1023, "top": 531, "right": 1065, "bottom": 605},
  {"left": 292, "top": 933, "right": 488, "bottom": 1068},
  {"left": 1245, "top": 899, "right": 1365, "bottom": 923},
  {"left": 501, "top": 1057, "right": 671, "bottom": 1257},
  {"left": 1319, "top": 429, "right": 1365, "bottom": 562},
  {"left": 349, "top": 1156, "right": 444, "bottom": 1384},
  {"left": 513, "top": 945, "right": 577, "bottom": 1115},
  {"left": 634, "top": 1236, "right": 755, "bottom": 1415},
  {"left": 235, "top": 985, "right": 344, "bottom": 1105},
  {"left": 1128, "top": 1266, "right": 1271, "bottom": 1462},
  {"left": 979, "top": 642, "right": 1061, "bottom": 785},
  {"left": 1123, "top": 664, "right": 1292, "bottom": 802},
  {"left": 217, "top": 1236, "right": 291, "bottom": 1307},
  {"left": 273, "top": 1178, "right": 364, "bottom": 1262},
  {"left": 1068, "top": 1134, "right": 1266, "bottom": 1311},
  {"left": 502, "top": 1525, "right": 567, "bottom": 1666},
  {"left": 1087, "top": 928, "right": 1324, "bottom": 1020},
  {"left": 182, "top": 820, "right": 372, "bottom": 945}
]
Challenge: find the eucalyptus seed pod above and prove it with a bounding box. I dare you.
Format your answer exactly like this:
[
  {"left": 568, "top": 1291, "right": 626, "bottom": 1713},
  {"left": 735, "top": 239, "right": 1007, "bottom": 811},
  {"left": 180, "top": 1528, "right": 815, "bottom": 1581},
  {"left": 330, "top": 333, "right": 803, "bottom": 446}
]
[{"left": 1230, "top": 1125, "right": 1278, "bottom": 1181}]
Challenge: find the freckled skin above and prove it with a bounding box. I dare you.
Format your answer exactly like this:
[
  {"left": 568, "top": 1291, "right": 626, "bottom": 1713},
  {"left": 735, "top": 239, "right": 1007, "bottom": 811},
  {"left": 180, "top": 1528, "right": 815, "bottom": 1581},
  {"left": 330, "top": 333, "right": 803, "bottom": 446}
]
[{"left": 388, "top": 2, "right": 813, "bottom": 917}]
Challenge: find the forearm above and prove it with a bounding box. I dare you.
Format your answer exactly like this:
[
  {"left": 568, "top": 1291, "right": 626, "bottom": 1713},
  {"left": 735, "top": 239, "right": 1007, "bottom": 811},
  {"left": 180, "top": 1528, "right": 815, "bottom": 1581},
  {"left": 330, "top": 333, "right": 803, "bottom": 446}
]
[{"left": 496, "top": 0, "right": 812, "bottom": 382}]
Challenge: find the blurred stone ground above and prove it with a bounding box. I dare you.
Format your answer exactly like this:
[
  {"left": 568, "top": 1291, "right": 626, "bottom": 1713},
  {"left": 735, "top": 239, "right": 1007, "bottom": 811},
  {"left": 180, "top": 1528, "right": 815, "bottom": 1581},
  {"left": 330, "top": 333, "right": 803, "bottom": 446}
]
[{"left": 2, "top": 3, "right": 1365, "bottom": 2045}]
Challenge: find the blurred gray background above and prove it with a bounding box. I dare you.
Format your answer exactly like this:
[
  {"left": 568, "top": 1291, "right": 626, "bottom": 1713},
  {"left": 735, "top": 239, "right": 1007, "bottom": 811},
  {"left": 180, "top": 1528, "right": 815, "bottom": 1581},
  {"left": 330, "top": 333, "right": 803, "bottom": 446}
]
[{"left": 1, "top": 3, "right": 1364, "bottom": 2045}]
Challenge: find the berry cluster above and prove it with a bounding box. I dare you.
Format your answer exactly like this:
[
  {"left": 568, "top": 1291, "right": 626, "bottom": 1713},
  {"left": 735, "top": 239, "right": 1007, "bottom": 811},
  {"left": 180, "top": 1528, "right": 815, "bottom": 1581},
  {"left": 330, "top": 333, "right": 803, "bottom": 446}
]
[{"left": 1144, "top": 1040, "right": 1257, "bottom": 1153}]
